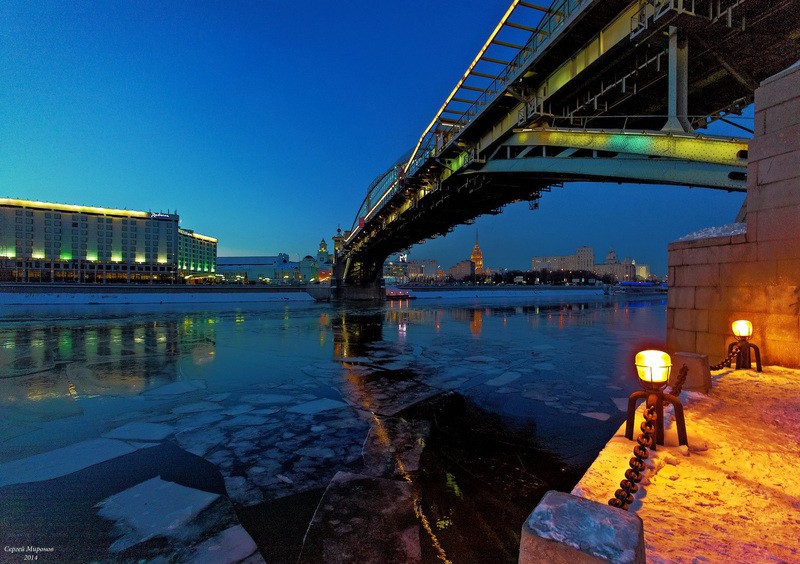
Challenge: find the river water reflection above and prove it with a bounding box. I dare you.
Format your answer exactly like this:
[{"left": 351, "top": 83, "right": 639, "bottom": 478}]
[{"left": 0, "top": 294, "right": 665, "bottom": 562}]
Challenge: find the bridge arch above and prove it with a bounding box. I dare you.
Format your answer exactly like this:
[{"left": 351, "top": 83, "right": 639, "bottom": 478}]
[{"left": 334, "top": 0, "right": 800, "bottom": 297}]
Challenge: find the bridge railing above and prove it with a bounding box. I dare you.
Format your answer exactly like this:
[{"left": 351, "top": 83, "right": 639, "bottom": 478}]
[
  {"left": 347, "top": 0, "right": 593, "bottom": 245},
  {"left": 444, "top": 0, "right": 582, "bottom": 148}
]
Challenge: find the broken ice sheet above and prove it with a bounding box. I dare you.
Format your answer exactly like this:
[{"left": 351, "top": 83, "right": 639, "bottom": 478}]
[
  {"left": 0, "top": 438, "right": 139, "bottom": 487},
  {"left": 102, "top": 422, "right": 173, "bottom": 441},
  {"left": 142, "top": 380, "right": 207, "bottom": 397},
  {"left": 188, "top": 525, "right": 262, "bottom": 563},
  {"left": 96, "top": 476, "right": 220, "bottom": 552}
]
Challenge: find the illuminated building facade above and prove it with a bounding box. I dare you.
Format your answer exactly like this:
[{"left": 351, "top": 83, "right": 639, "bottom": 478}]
[
  {"left": 470, "top": 233, "right": 484, "bottom": 275},
  {"left": 216, "top": 255, "right": 296, "bottom": 284},
  {"left": 407, "top": 259, "right": 438, "bottom": 281},
  {"left": 532, "top": 246, "right": 595, "bottom": 272},
  {"left": 317, "top": 239, "right": 333, "bottom": 282},
  {"left": 448, "top": 259, "right": 475, "bottom": 281},
  {"left": 178, "top": 228, "right": 218, "bottom": 279},
  {"left": 0, "top": 198, "right": 216, "bottom": 283},
  {"left": 594, "top": 249, "right": 636, "bottom": 282}
]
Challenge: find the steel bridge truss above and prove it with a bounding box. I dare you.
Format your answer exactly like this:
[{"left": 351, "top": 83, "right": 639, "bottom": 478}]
[
  {"left": 336, "top": 0, "right": 800, "bottom": 289},
  {"left": 476, "top": 127, "right": 748, "bottom": 191}
]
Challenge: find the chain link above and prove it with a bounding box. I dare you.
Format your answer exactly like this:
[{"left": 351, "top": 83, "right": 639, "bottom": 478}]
[
  {"left": 608, "top": 403, "right": 657, "bottom": 510},
  {"left": 709, "top": 342, "right": 741, "bottom": 371}
]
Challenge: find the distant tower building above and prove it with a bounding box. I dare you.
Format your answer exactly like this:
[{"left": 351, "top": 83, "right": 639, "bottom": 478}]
[
  {"left": 316, "top": 238, "right": 333, "bottom": 282},
  {"left": 471, "top": 232, "right": 484, "bottom": 275},
  {"left": 317, "top": 238, "right": 330, "bottom": 264}
]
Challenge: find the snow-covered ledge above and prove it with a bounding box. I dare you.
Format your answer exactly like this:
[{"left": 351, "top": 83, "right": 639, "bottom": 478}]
[{"left": 570, "top": 366, "right": 800, "bottom": 562}]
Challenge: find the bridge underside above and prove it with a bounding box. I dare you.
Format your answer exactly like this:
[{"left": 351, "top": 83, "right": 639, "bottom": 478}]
[
  {"left": 336, "top": 0, "right": 800, "bottom": 295},
  {"left": 339, "top": 128, "right": 747, "bottom": 289}
]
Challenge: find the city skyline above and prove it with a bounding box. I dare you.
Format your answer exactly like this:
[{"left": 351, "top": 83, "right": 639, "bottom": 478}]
[
  {"left": 3, "top": 1, "right": 747, "bottom": 276},
  {"left": 396, "top": 237, "right": 651, "bottom": 278}
]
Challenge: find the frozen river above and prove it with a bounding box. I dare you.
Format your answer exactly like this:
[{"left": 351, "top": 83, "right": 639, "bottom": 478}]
[{"left": 0, "top": 294, "right": 665, "bottom": 562}]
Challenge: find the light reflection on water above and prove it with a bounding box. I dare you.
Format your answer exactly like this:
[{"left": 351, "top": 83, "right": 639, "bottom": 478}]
[
  {"left": 0, "top": 297, "right": 666, "bottom": 442},
  {"left": 0, "top": 295, "right": 666, "bottom": 561}
]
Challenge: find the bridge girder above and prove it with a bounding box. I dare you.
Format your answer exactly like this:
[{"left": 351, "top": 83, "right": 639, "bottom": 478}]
[{"left": 336, "top": 0, "right": 800, "bottom": 292}]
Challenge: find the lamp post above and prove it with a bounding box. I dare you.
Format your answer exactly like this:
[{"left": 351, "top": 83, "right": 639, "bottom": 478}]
[
  {"left": 727, "top": 319, "right": 762, "bottom": 372},
  {"left": 624, "top": 350, "right": 688, "bottom": 449}
]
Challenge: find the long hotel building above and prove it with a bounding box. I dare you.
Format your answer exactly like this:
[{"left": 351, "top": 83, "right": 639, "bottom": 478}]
[{"left": 0, "top": 198, "right": 217, "bottom": 283}]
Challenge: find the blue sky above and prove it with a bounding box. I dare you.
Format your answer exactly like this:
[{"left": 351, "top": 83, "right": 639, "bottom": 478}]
[{"left": 1, "top": 1, "right": 747, "bottom": 275}]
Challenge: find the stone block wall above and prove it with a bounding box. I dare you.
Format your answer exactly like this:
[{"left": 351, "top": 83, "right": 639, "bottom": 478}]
[{"left": 667, "top": 64, "right": 800, "bottom": 368}]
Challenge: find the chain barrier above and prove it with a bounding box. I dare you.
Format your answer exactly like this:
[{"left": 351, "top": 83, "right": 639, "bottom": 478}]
[
  {"left": 709, "top": 342, "right": 741, "bottom": 371},
  {"left": 608, "top": 403, "right": 657, "bottom": 510},
  {"left": 670, "top": 364, "right": 688, "bottom": 397}
]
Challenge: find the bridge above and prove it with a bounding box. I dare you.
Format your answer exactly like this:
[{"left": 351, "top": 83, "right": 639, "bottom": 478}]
[{"left": 333, "top": 0, "right": 800, "bottom": 299}]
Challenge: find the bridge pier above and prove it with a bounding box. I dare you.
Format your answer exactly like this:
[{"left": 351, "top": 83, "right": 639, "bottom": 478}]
[{"left": 332, "top": 277, "right": 385, "bottom": 302}]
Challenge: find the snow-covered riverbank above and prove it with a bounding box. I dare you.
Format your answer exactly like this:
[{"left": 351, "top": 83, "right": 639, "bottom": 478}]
[{"left": 572, "top": 365, "right": 800, "bottom": 563}]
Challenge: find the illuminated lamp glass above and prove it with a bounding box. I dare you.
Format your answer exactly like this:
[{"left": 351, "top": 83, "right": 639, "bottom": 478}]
[
  {"left": 635, "top": 350, "right": 671, "bottom": 387},
  {"left": 732, "top": 320, "right": 753, "bottom": 339}
]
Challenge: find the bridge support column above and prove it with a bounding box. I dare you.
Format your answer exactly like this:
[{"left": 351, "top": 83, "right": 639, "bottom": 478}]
[
  {"left": 664, "top": 26, "right": 692, "bottom": 133},
  {"left": 333, "top": 276, "right": 385, "bottom": 302}
]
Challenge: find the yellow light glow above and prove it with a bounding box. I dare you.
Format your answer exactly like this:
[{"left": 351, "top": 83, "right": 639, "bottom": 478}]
[
  {"left": 178, "top": 228, "right": 217, "bottom": 243},
  {"left": 635, "top": 350, "right": 671, "bottom": 384},
  {"left": 136, "top": 255, "right": 145, "bottom": 263},
  {"left": 0, "top": 198, "right": 150, "bottom": 218},
  {"left": 31, "top": 252, "right": 44, "bottom": 259},
  {"left": 512, "top": 128, "right": 748, "bottom": 167},
  {"left": 403, "top": 0, "right": 523, "bottom": 174},
  {"left": 732, "top": 319, "right": 753, "bottom": 338}
]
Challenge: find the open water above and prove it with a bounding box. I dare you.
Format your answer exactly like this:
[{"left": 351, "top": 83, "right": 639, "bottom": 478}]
[{"left": 0, "top": 293, "right": 665, "bottom": 562}]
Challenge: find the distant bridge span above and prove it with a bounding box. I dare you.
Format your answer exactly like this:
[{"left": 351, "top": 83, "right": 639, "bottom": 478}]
[{"left": 333, "top": 0, "right": 800, "bottom": 297}]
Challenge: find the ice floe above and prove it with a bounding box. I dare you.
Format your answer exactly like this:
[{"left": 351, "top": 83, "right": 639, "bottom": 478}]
[
  {"left": 142, "top": 380, "right": 207, "bottom": 396},
  {"left": 287, "top": 398, "right": 347, "bottom": 414},
  {"left": 0, "top": 438, "right": 140, "bottom": 487},
  {"left": 103, "top": 422, "right": 173, "bottom": 441},
  {"left": 485, "top": 371, "right": 522, "bottom": 387},
  {"left": 188, "top": 525, "right": 261, "bottom": 564},
  {"left": 96, "top": 476, "right": 219, "bottom": 552},
  {"left": 173, "top": 401, "right": 224, "bottom": 414}
]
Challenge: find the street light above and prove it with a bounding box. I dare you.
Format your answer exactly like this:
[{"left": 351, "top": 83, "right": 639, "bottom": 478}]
[
  {"left": 625, "top": 350, "right": 688, "bottom": 449},
  {"left": 728, "top": 319, "right": 762, "bottom": 372}
]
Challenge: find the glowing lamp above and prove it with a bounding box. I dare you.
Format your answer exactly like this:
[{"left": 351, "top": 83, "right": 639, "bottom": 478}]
[
  {"left": 625, "top": 349, "right": 687, "bottom": 450},
  {"left": 731, "top": 319, "right": 753, "bottom": 339},
  {"left": 635, "top": 350, "right": 671, "bottom": 388},
  {"left": 723, "top": 319, "right": 762, "bottom": 372}
]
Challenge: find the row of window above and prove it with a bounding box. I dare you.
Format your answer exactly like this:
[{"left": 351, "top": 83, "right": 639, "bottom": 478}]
[
  {"left": 11, "top": 209, "right": 174, "bottom": 228},
  {"left": 9, "top": 261, "right": 175, "bottom": 271}
]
